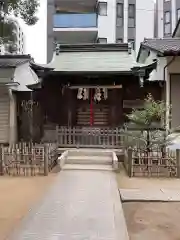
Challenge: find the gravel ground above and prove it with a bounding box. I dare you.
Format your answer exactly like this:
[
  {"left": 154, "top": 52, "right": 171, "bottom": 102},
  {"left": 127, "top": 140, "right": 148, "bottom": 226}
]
[
  {"left": 123, "top": 202, "right": 180, "bottom": 240},
  {"left": 0, "top": 173, "right": 56, "bottom": 240}
]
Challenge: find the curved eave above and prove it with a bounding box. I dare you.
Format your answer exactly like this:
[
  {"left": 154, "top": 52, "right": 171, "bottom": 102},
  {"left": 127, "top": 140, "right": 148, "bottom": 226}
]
[
  {"left": 161, "top": 50, "right": 180, "bottom": 56},
  {"left": 131, "top": 60, "right": 157, "bottom": 72},
  {"left": 30, "top": 61, "right": 54, "bottom": 71},
  {"left": 45, "top": 70, "right": 134, "bottom": 76},
  {"left": 131, "top": 60, "right": 157, "bottom": 79},
  {"left": 27, "top": 82, "right": 42, "bottom": 90}
]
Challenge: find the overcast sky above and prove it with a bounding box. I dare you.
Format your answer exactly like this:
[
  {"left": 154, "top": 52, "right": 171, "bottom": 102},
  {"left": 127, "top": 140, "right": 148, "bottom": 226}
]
[{"left": 18, "top": 0, "right": 47, "bottom": 64}]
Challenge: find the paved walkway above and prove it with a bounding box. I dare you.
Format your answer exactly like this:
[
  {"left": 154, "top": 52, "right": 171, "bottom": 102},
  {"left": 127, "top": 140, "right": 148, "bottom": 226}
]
[
  {"left": 120, "top": 188, "right": 180, "bottom": 202},
  {"left": 10, "top": 170, "right": 129, "bottom": 240}
]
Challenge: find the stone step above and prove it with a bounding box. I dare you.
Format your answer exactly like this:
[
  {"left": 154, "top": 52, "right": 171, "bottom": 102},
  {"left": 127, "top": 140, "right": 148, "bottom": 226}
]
[
  {"left": 66, "top": 156, "right": 112, "bottom": 165},
  {"left": 66, "top": 160, "right": 112, "bottom": 165},
  {"left": 67, "top": 150, "right": 113, "bottom": 157},
  {"left": 62, "top": 164, "right": 113, "bottom": 171},
  {"left": 67, "top": 155, "right": 112, "bottom": 161}
]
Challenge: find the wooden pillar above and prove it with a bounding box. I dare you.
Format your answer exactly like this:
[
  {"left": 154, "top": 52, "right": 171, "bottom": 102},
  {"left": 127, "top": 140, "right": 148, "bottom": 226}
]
[
  {"left": 117, "top": 88, "right": 123, "bottom": 126},
  {"left": 109, "top": 89, "right": 123, "bottom": 127},
  {"left": 166, "top": 72, "right": 170, "bottom": 133},
  {"left": 44, "top": 144, "right": 49, "bottom": 176},
  {"left": 66, "top": 88, "right": 74, "bottom": 127},
  {"left": 109, "top": 89, "right": 116, "bottom": 126},
  {"left": 18, "top": 92, "right": 32, "bottom": 142},
  {"left": 8, "top": 89, "right": 17, "bottom": 145}
]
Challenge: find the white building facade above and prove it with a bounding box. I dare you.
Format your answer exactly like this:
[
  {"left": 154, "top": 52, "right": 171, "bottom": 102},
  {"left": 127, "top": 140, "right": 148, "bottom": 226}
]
[
  {"left": 155, "top": 0, "right": 180, "bottom": 38},
  {"left": 46, "top": 0, "right": 155, "bottom": 63}
]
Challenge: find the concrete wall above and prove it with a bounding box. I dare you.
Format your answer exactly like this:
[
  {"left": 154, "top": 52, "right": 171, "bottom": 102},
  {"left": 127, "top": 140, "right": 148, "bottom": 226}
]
[
  {"left": 47, "top": 0, "right": 55, "bottom": 63},
  {"left": 171, "top": 0, "right": 176, "bottom": 32},
  {"left": 98, "top": 0, "right": 116, "bottom": 43},
  {"left": 155, "top": 0, "right": 164, "bottom": 38}
]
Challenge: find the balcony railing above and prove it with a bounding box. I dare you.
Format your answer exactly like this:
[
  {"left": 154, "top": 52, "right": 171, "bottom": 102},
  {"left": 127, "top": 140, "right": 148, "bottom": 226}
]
[{"left": 53, "top": 13, "right": 97, "bottom": 28}]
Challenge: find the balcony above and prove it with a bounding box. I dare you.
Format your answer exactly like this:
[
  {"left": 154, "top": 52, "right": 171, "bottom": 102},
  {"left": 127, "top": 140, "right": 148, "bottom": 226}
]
[
  {"left": 53, "top": 13, "right": 97, "bottom": 28},
  {"left": 53, "top": 13, "right": 98, "bottom": 44}
]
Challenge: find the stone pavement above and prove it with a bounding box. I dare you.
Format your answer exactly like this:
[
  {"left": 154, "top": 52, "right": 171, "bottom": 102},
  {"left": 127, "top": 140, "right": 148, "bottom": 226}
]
[
  {"left": 10, "top": 170, "right": 129, "bottom": 240},
  {"left": 120, "top": 188, "right": 180, "bottom": 202}
]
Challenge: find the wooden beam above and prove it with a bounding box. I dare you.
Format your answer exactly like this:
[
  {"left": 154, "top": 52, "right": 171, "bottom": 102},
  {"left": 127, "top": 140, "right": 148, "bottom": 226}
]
[{"left": 69, "top": 85, "right": 122, "bottom": 89}]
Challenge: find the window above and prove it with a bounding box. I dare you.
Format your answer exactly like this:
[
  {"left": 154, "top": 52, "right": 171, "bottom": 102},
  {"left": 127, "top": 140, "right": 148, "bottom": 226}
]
[
  {"left": 128, "top": 4, "right": 135, "bottom": 18},
  {"left": 117, "top": 3, "right": 123, "bottom": 18},
  {"left": 165, "top": 11, "right": 170, "bottom": 23},
  {"left": 177, "top": 9, "right": 180, "bottom": 21},
  {"left": 128, "top": 39, "right": 135, "bottom": 49},
  {"left": 116, "top": 18, "right": 123, "bottom": 27},
  {"left": 116, "top": 38, "right": 123, "bottom": 43},
  {"left": 116, "top": 3, "right": 123, "bottom": 27},
  {"left": 164, "top": 23, "right": 171, "bottom": 35},
  {"left": 97, "top": 38, "right": 107, "bottom": 44},
  {"left": 128, "top": 4, "right": 135, "bottom": 27},
  {"left": 164, "top": 11, "right": 171, "bottom": 35},
  {"left": 98, "top": 2, "right": 107, "bottom": 16}
]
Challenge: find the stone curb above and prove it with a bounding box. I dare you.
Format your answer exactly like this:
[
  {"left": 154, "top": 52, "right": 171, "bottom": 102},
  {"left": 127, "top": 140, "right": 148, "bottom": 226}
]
[
  {"left": 119, "top": 188, "right": 180, "bottom": 202},
  {"left": 111, "top": 175, "right": 129, "bottom": 240}
]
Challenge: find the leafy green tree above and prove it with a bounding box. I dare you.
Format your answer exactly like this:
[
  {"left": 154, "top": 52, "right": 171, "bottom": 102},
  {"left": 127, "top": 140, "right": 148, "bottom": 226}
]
[
  {"left": 124, "top": 94, "right": 176, "bottom": 150},
  {"left": 0, "top": 0, "right": 39, "bottom": 45}
]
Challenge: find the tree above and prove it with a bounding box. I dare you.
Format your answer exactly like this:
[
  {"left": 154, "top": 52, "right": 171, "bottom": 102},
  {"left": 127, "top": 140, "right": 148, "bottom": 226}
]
[
  {"left": 124, "top": 94, "right": 177, "bottom": 150},
  {"left": 0, "top": 0, "right": 39, "bottom": 45}
]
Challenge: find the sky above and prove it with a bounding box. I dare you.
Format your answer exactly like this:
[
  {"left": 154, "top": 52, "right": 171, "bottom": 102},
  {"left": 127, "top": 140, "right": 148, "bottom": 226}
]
[{"left": 18, "top": 0, "right": 47, "bottom": 64}]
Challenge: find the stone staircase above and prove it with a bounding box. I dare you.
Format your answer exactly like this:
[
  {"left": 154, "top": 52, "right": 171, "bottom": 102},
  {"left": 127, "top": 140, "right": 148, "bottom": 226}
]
[{"left": 59, "top": 149, "right": 118, "bottom": 171}]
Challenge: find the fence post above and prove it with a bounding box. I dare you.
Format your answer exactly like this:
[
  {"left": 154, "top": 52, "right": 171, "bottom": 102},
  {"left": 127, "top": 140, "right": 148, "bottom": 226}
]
[
  {"left": 44, "top": 144, "right": 49, "bottom": 176},
  {"left": 176, "top": 149, "right": 180, "bottom": 178},
  {"left": 128, "top": 148, "right": 133, "bottom": 177},
  {"left": 56, "top": 125, "right": 58, "bottom": 144},
  {"left": 0, "top": 146, "right": 3, "bottom": 176}
]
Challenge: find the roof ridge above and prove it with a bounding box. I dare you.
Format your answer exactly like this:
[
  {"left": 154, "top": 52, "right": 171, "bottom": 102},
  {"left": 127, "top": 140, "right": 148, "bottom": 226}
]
[
  {"left": 0, "top": 54, "right": 31, "bottom": 59},
  {"left": 141, "top": 37, "right": 180, "bottom": 56},
  {"left": 56, "top": 43, "right": 129, "bottom": 53}
]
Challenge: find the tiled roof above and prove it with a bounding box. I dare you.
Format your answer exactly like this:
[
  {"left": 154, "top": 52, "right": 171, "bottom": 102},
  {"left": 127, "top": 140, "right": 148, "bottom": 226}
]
[
  {"left": 49, "top": 43, "right": 142, "bottom": 73},
  {"left": 141, "top": 38, "right": 180, "bottom": 55},
  {"left": 0, "top": 55, "right": 31, "bottom": 67}
]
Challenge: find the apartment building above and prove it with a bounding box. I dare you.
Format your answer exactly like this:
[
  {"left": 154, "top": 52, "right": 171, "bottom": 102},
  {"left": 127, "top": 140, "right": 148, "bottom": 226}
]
[
  {"left": 46, "top": 0, "right": 155, "bottom": 63},
  {"left": 15, "top": 19, "right": 25, "bottom": 54},
  {"left": 155, "top": 0, "right": 180, "bottom": 38},
  {"left": 0, "top": 18, "right": 25, "bottom": 55}
]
